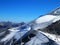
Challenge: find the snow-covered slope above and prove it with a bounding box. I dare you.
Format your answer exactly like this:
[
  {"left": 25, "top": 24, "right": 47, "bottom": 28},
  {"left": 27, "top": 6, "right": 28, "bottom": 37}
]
[
  {"left": 0, "top": 7, "right": 60, "bottom": 45},
  {"left": 32, "top": 15, "right": 60, "bottom": 30},
  {"left": 35, "top": 15, "right": 56, "bottom": 23},
  {"left": 28, "top": 7, "right": 60, "bottom": 45},
  {"left": 25, "top": 31, "right": 58, "bottom": 45},
  {"left": 31, "top": 7, "right": 60, "bottom": 30},
  {"left": 0, "top": 24, "right": 33, "bottom": 45},
  {"left": 39, "top": 31, "right": 60, "bottom": 45}
]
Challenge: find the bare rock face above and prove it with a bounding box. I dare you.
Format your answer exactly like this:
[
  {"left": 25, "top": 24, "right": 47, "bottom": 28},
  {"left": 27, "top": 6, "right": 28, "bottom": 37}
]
[{"left": 47, "top": 20, "right": 60, "bottom": 35}]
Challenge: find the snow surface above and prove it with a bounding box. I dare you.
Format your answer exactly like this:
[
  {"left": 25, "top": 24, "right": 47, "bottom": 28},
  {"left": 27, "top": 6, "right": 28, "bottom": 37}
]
[
  {"left": 33, "top": 15, "right": 60, "bottom": 30},
  {"left": 0, "top": 25, "right": 31, "bottom": 44},
  {"left": 32, "top": 14, "right": 60, "bottom": 45},
  {"left": 1, "top": 29, "right": 18, "bottom": 42},
  {"left": 39, "top": 31, "right": 60, "bottom": 45},
  {"left": 53, "top": 16, "right": 60, "bottom": 22},
  {"left": 25, "top": 32, "right": 49, "bottom": 45},
  {"left": 36, "top": 15, "right": 56, "bottom": 23}
]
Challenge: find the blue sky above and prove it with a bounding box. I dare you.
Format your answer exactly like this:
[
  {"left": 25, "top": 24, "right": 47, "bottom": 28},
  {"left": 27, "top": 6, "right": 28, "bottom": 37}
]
[{"left": 0, "top": 0, "right": 60, "bottom": 22}]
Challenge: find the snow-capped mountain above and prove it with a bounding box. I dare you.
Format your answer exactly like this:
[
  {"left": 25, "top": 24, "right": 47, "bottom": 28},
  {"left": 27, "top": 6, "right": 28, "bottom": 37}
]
[
  {"left": 47, "top": 7, "right": 60, "bottom": 15},
  {"left": 30, "top": 7, "right": 60, "bottom": 30},
  {"left": 28, "top": 7, "right": 60, "bottom": 45},
  {"left": 0, "top": 7, "right": 60, "bottom": 45}
]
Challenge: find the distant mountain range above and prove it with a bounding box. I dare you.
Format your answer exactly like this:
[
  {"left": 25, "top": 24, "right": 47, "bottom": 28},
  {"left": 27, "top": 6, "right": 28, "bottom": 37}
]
[{"left": 0, "top": 21, "right": 25, "bottom": 33}]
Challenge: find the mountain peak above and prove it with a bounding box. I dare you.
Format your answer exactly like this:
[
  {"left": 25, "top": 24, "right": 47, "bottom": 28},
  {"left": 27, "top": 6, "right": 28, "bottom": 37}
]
[{"left": 47, "top": 7, "right": 60, "bottom": 15}]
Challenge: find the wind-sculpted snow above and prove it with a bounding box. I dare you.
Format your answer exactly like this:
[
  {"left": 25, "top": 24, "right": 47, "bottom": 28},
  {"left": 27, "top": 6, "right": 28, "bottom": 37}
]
[
  {"left": 32, "top": 15, "right": 60, "bottom": 30},
  {"left": 36, "top": 15, "right": 56, "bottom": 23}
]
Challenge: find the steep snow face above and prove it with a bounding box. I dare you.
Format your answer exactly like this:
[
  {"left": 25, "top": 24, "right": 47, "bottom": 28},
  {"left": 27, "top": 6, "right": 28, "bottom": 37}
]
[
  {"left": 25, "top": 32, "right": 58, "bottom": 45},
  {"left": 14, "top": 26, "right": 31, "bottom": 41},
  {"left": 40, "top": 31, "right": 60, "bottom": 45},
  {"left": 53, "top": 16, "right": 60, "bottom": 22},
  {"left": 1, "top": 29, "right": 19, "bottom": 42},
  {"left": 25, "top": 32, "right": 49, "bottom": 45},
  {"left": 35, "top": 15, "right": 56, "bottom": 23},
  {"left": 14, "top": 30, "right": 28, "bottom": 41},
  {"left": 33, "top": 15, "right": 57, "bottom": 30},
  {"left": 32, "top": 15, "right": 60, "bottom": 30},
  {"left": 0, "top": 25, "right": 32, "bottom": 44}
]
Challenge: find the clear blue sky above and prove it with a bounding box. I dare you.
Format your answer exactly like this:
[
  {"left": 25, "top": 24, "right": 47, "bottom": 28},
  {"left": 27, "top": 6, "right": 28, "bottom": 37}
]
[{"left": 0, "top": 0, "right": 60, "bottom": 22}]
